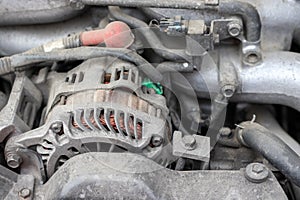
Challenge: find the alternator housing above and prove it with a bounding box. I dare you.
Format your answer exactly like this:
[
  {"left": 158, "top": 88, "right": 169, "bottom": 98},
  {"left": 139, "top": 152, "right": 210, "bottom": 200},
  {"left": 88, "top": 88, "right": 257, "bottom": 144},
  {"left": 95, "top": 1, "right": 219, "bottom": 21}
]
[{"left": 7, "top": 57, "right": 171, "bottom": 177}]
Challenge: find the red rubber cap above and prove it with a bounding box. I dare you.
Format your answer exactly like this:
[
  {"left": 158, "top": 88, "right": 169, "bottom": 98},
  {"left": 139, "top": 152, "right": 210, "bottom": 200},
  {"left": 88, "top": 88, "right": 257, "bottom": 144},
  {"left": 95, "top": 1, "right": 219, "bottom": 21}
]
[{"left": 80, "top": 21, "right": 134, "bottom": 48}]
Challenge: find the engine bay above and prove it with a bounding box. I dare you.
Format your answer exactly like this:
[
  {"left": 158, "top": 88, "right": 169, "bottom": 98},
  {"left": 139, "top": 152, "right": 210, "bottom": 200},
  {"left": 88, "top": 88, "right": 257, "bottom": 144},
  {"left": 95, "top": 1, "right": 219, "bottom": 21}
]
[{"left": 0, "top": 0, "right": 300, "bottom": 199}]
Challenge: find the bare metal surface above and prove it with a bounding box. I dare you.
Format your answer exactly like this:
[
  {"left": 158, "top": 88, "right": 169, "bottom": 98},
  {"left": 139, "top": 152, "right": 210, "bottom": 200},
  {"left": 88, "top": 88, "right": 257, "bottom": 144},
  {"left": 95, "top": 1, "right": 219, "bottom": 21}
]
[
  {"left": 0, "top": 74, "right": 42, "bottom": 137},
  {"left": 37, "top": 152, "right": 287, "bottom": 200},
  {"left": 173, "top": 131, "right": 210, "bottom": 162},
  {"left": 175, "top": 50, "right": 300, "bottom": 112},
  {"left": 0, "top": 0, "right": 84, "bottom": 26},
  {"left": 81, "top": 0, "right": 208, "bottom": 9}
]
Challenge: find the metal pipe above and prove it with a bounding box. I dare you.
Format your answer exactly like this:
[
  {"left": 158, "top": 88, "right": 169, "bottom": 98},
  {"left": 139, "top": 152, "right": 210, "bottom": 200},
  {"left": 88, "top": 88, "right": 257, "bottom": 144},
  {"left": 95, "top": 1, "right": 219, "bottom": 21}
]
[
  {"left": 81, "top": 0, "right": 261, "bottom": 42},
  {"left": 0, "top": 0, "right": 84, "bottom": 26},
  {"left": 173, "top": 51, "right": 300, "bottom": 113},
  {"left": 82, "top": 0, "right": 209, "bottom": 9}
]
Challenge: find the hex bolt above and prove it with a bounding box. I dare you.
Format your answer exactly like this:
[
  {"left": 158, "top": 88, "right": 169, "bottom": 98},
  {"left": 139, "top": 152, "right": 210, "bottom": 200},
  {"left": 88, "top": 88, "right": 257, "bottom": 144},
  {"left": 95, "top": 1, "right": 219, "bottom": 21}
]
[
  {"left": 222, "top": 85, "right": 236, "bottom": 98},
  {"left": 151, "top": 136, "right": 163, "bottom": 147},
  {"left": 51, "top": 122, "right": 63, "bottom": 134},
  {"left": 183, "top": 63, "right": 189, "bottom": 68},
  {"left": 182, "top": 135, "right": 196, "bottom": 150},
  {"left": 246, "top": 53, "right": 259, "bottom": 64},
  {"left": 6, "top": 153, "right": 22, "bottom": 168},
  {"left": 245, "top": 163, "right": 269, "bottom": 183},
  {"left": 219, "top": 127, "right": 232, "bottom": 138},
  {"left": 252, "top": 164, "right": 264, "bottom": 173},
  {"left": 19, "top": 188, "right": 31, "bottom": 198},
  {"left": 228, "top": 23, "right": 242, "bottom": 37}
]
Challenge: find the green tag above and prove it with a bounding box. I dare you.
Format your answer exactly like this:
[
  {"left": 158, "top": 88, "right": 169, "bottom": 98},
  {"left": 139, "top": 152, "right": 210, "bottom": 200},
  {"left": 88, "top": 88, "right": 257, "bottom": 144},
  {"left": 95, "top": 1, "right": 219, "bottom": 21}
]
[{"left": 142, "top": 78, "right": 163, "bottom": 95}]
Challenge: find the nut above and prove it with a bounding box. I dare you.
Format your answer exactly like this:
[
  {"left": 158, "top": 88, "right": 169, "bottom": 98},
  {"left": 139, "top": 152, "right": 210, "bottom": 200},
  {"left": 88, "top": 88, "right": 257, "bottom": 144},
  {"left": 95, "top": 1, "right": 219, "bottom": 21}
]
[
  {"left": 182, "top": 135, "right": 196, "bottom": 150},
  {"left": 222, "top": 85, "right": 236, "bottom": 98},
  {"left": 228, "top": 23, "right": 242, "bottom": 37},
  {"left": 245, "top": 163, "right": 269, "bottom": 183},
  {"left": 219, "top": 127, "right": 232, "bottom": 137},
  {"left": 252, "top": 164, "right": 264, "bottom": 173},
  {"left": 151, "top": 136, "right": 163, "bottom": 147},
  {"left": 51, "top": 122, "right": 63, "bottom": 134},
  {"left": 19, "top": 188, "right": 31, "bottom": 198},
  {"left": 246, "top": 53, "right": 260, "bottom": 64},
  {"left": 183, "top": 63, "right": 189, "bottom": 68},
  {"left": 6, "top": 153, "right": 22, "bottom": 168}
]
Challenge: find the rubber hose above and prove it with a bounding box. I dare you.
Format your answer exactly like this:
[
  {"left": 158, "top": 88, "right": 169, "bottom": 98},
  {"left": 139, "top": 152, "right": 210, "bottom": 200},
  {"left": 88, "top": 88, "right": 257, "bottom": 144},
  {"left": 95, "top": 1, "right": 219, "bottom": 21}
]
[
  {"left": 1, "top": 47, "right": 163, "bottom": 82},
  {"left": 238, "top": 122, "right": 300, "bottom": 186}
]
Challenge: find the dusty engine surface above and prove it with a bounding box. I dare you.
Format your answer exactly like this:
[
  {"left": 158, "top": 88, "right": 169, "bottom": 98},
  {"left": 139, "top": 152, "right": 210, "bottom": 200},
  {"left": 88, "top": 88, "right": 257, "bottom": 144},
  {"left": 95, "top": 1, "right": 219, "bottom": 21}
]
[{"left": 0, "top": 0, "right": 299, "bottom": 200}]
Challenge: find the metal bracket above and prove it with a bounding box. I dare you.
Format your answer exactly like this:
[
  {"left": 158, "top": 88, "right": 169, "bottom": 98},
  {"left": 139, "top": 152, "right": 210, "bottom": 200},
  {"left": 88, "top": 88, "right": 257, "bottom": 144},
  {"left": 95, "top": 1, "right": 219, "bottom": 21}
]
[
  {"left": 172, "top": 131, "right": 210, "bottom": 162},
  {"left": 0, "top": 73, "right": 42, "bottom": 140}
]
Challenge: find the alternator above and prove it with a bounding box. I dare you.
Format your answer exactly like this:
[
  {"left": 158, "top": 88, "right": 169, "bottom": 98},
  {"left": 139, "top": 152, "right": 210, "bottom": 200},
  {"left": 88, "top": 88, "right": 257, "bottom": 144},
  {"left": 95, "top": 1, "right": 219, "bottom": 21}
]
[{"left": 5, "top": 57, "right": 171, "bottom": 177}]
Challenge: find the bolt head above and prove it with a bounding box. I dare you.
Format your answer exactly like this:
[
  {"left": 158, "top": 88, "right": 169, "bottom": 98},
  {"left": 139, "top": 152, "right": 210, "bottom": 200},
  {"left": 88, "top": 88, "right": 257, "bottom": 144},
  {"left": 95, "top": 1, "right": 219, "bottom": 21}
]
[
  {"left": 222, "top": 85, "right": 236, "bottom": 98},
  {"left": 6, "top": 154, "right": 22, "bottom": 168},
  {"left": 151, "top": 136, "right": 163, "bottom": 147},
  {"left": 51, "top": 122, "right": 63, "bottom": 134},
  {"left": 183, "top": 63, "right": 189, "bottom": 68},
  {"left": 252, "top": 164, "right": 264, "bottom": 173},
  {"left": 219, "top": 127, "right": 232, "bottom": 137},
  {"left": 245, "top": 163, "right": 269, "bottom": 183},
  {"left": 228, "top": 23, "right": 242, "bottom": 37},
  {"left": 182, "top": 135, "right": 196, "bottom": 150},
  {"left": 245, "top": 53, "right": 260, "bottom": 64},
  {"left": 19, "top": 188, "right": 31, "bottom": 198}
]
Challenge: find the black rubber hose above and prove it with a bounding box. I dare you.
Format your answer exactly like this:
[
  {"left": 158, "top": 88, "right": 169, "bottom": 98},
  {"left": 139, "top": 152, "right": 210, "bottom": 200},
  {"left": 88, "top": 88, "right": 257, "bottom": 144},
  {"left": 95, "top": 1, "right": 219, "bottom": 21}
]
[
  {"left": 1, "top": 47, "right": 163, "bottom": 82},
  {"left": 81, "top": 0, "right": 261, "bottom": 42},
  {"left": 108, "top": 6, "right": 189, "bottom": 61},
  {"left": 238, "top": 122, "right": 300, "bottom": 187}
]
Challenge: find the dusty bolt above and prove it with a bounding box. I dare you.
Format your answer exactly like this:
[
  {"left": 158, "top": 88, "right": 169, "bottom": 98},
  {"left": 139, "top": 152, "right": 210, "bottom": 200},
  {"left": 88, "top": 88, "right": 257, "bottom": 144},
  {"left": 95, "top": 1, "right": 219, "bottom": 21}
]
[
  {"left": 51, "top": 122, "right": 63, "bottom": 134},
  {"left": 151, "top": 136, "right": 163, "bottom": 147},
  {"left": 245, "top": 163, "right": 269, "bottom": 183},
  {"left": 222, "top": 85, "right": 236, "bottom": 98},
  {"left": 6, "top": 154, "right": 22, "bottom": 168},
  {"left": 252, "top": 164, "right": 264, "bottom": 173},
  {"left": 183, "top": 63, "right": 189, "bottom": 68},
  {"left": 19, "top": 188, "right": 31, "bottom": 198},
  {"left": 246, "top": 53, "right": 259, "bottom": 64},
  {"left": 219, "top": 127, "right": 232, "bottom": 137},
  {"left": 182, "top": 135, "right": 196, "bottom": 150},
  {"left": 228, "top": 23, "right": 242, "bottom": 37}
]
